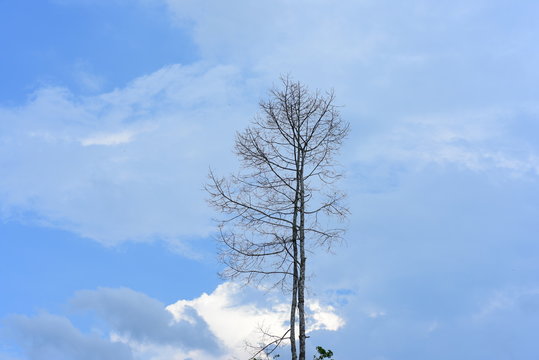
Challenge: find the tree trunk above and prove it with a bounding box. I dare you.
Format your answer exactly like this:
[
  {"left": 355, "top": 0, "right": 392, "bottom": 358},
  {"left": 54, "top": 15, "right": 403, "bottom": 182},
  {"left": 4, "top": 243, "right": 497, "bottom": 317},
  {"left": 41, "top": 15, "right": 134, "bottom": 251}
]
[
  {"left": 290, "top": 195, "right": 299, "bottom": 360},
  {"left": 298, "top": 165, "right": 306, "bottom": 360}
]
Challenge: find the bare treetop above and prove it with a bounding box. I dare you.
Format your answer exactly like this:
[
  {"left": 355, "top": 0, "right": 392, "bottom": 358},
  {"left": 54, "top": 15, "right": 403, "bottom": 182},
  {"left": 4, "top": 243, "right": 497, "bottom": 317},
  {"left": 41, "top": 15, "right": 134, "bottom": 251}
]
[{"left": 206, "top": 76, "right": 349, "bottom": 360}]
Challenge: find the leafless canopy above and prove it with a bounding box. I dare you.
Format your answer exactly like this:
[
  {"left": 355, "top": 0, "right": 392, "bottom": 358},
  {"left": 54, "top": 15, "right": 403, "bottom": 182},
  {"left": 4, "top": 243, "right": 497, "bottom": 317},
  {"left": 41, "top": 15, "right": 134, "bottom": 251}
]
[{"left": 206, "top": 76, "right": 349, "bottom": 360}]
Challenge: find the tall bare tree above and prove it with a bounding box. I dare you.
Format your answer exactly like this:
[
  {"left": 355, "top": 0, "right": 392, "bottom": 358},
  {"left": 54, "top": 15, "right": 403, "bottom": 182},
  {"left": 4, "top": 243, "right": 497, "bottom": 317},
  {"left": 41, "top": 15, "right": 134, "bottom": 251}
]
[{"left": 206, "top": 77, "right": 349, "bottom": 360}]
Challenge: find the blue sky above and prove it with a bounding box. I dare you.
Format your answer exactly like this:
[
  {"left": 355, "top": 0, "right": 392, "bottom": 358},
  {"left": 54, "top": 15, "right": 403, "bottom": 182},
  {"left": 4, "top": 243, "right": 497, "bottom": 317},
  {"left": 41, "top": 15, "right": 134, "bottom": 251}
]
[{"left": 1, "top": 0, "right": 539, "bottom": 359}]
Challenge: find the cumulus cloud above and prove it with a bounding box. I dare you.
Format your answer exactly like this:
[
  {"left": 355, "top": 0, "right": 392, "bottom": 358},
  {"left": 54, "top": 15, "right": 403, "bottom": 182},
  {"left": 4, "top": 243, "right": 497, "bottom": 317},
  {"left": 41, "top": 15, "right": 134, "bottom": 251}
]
[
  {"left": 70, "top": 287, "right": 222, "bottom": 353},
  {"left": 3, "top": 313, "right": 133, "bottom": 360},
  {"left": 167, "top": 282, "right": 345, "bottom": 359},
  {"left": 308, "top": 300, "right": 345, "bottom": 331},
  {"left": 2, "top": 284, "right": 344, "bottom": 360}
]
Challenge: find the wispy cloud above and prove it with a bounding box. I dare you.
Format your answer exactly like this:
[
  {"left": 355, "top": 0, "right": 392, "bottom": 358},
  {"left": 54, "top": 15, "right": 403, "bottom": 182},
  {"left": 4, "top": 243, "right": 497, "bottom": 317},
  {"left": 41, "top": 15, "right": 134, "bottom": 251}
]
[
  {"left": 0, "top": 64, "right": 256, "bottom": 246},
  {"left": 474, "top": 287, "right": 539, "bottom": 321},
  {"left": 72, "top": 61, "right": 106, "bottom": 93},
  {"left": 351, "top": 108, "right": 539, "bottom": 183},
  {"left": 80, "top": 131, "right": 136, "bottom": 146}
]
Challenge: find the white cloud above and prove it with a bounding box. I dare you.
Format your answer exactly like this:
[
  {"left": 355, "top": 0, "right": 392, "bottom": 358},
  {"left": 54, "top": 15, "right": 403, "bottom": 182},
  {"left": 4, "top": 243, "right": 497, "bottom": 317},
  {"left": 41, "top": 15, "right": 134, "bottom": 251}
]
[
  {"left": 308, "top": 300, "right": 346, "bottom": 331},
  {"left": 3, "top": 284, "right": 344, "bottom": 360},
  {"left": 167, "top": 282, "right": 345, "bottom": 359}
]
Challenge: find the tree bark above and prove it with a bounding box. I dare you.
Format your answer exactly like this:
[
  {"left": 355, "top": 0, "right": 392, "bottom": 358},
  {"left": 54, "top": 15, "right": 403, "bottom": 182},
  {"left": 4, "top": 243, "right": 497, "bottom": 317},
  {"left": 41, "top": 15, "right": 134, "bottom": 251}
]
[
  {"left": 298, "top": 164, "right": 306, "bottom": 360},
  {"left": 290, "top": 192, "right": 299, "bottom": 360}
]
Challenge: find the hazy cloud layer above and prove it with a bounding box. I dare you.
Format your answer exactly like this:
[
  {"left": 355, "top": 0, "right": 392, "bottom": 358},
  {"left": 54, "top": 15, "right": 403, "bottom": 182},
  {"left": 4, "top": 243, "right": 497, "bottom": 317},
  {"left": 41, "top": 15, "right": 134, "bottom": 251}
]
[
  {"left": 305, "top": 158, "right": 539, "bottom": 359},
  {"left": 0, "top": 64, "right": 257, "bottom": 245},
  {"left": 2, "top": 1, "right": 539, "bottom": 358},
  {"left": 1, "top": 0, "right": 538, "bottom": 247}
]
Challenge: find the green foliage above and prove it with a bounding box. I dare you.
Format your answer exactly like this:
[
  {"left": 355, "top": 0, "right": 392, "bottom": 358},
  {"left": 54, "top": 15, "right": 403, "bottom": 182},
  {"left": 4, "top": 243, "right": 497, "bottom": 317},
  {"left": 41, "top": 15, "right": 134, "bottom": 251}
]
[
  {"left": 252, "top": 354, "right": 280, "bottom": 360},
  {"left": 253, "top": 345, "right": 334, "bottom": 360},
  {"left": 313, "top": 346, "right": 334, "bottom": 360}
]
